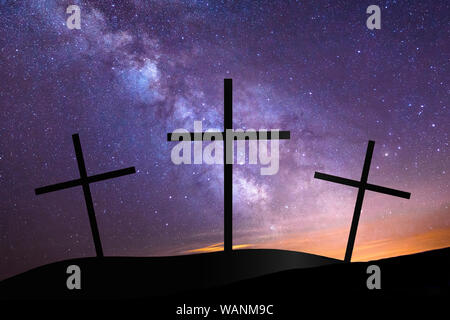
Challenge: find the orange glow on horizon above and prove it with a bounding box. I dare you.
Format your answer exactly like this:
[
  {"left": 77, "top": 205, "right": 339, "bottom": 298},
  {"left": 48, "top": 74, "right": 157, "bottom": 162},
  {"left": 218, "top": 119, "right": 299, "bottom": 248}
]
[
  {"left": 183, "top": 227, "right": 450, "bottom": 261},
  {"left": 185, "top": 242, "right": 252, "bottom": 253}
]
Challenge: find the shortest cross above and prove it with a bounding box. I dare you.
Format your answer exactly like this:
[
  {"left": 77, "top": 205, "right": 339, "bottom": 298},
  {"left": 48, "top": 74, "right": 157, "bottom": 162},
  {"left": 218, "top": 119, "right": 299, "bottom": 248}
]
[
  {"left": 314, "top": 140, "right": 411, "bottom": 263},
  {"left": 35, "top": 134, "right": 136, "bottom": 257}
]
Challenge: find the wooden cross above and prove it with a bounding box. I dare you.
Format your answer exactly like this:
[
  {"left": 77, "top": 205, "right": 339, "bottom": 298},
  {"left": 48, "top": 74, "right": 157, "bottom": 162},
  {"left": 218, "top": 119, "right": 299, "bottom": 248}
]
[
  {"left": 314, "top": 140, "right": 411, "bottom": 262},
  {"left": 35, "top": 134, "right": 136, "bottom": 257},
  {"left": 167, "top": 79, "right": 290, "bottom": 252}
]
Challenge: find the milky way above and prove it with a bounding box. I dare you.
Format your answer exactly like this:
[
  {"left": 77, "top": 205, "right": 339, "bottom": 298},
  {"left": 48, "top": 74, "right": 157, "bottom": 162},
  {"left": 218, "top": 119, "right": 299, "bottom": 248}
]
[{"left": 0, "top": 0, "right": 448, "bottom": 280}]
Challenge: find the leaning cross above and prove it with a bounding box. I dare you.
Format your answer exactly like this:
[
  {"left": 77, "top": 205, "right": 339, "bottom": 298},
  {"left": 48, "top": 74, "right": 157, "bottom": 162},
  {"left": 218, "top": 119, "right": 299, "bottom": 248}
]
[
  {"left": 314, "top": 140, "right": 411, "bottom": 262},
  {"left": 35, "top": 133, "right": 136, "bottom": 257},
  {"left": 167, "top": 79, "right": 290, "bottom": 253}
]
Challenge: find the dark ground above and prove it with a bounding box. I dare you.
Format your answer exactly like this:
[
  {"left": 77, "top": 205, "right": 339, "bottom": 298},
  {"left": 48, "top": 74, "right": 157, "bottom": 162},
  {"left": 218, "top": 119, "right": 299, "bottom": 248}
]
[{"left": 0, "top": 247, "right": 448, "bottom": 316}]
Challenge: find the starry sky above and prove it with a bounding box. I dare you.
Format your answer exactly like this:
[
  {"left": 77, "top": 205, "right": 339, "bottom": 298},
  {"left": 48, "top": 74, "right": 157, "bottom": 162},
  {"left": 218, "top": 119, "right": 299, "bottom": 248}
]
[{"left": 0, "top": 0, "right": 449, "bottom": 280}]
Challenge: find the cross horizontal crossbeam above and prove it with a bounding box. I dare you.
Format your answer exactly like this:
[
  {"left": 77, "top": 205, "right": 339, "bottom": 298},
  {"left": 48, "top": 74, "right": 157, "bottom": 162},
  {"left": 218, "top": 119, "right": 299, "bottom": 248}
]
[
  {"left": 313, "top": 172, "right": 411, "bottom": 199},
  {"left": 35, "top": 167, "right": 136, "bottom": 195},
  {"left": 167, "top": 131, "right": 291, "bottom": 141}
]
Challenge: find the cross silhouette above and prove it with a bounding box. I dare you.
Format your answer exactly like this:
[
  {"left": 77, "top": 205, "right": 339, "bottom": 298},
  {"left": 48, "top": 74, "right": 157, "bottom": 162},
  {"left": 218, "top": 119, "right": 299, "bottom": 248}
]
[
  {"left": 35, "top": 134, "right": 136, "bottom": 257},
  {"left": 167, "top": 79, "right": 290, "bottom": 252},
  {"left": 314, "top": 140, "right": 411, "bottom": 262}
]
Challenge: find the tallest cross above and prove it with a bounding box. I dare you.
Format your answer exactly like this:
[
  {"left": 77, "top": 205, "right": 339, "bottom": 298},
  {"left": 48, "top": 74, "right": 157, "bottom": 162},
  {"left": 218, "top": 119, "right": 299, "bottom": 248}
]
[{"left": 167, "top": 79, "right": 291, "bottom": 252}]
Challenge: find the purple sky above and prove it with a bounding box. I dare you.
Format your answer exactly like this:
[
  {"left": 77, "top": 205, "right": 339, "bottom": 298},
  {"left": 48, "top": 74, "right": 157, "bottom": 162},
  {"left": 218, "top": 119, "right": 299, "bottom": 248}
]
[{"left": 0, "top": 0, "right": 448, "bottom": 280}]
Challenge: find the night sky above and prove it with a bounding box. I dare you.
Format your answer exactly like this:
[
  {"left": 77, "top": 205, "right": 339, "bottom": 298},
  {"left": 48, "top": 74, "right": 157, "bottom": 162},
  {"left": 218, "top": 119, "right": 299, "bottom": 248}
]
[{"left": 0, "top": 0, "right": 448, "bottom": 280}]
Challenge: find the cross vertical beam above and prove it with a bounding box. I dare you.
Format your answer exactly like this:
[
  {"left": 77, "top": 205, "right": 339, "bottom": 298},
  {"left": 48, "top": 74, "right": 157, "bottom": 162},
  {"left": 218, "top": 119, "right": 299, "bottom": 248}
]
[
  {"left": 72, "top": 134, "right": 104, "bottom": 258},
  {"left": 224, "top": 78, "right": 233, "bottom": 253},
  {"left": 344, "top": 140, "right": 374, "bottom": 263}
]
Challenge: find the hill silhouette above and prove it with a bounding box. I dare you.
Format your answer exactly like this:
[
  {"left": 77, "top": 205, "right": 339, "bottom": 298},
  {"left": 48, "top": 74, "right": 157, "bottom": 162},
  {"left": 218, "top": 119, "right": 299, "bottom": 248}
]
[
  {"left": 0, "top": 249, "right": 338, "bottom": 299},
  {"left": 192, "top": 247, "right": 449, "bottom": 299},
  {"left": 0, "top": 247, "right": 448, "bottom": 301}
]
